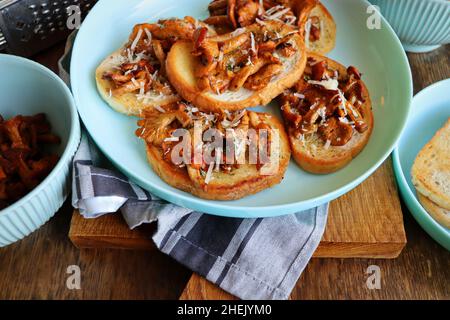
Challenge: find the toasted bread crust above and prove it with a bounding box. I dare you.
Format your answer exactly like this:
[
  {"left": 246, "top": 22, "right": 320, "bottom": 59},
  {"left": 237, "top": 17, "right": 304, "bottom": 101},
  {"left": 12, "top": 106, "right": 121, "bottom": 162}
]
[
  {"left": 285, "top": 53, "right": 374, "bottom": 174},
  {"left": 306, "top": 2, "right": 336, "bottom": 55},
  {"left": 417, "top": 193, "right": 450, "bottom": 229},
  {"left": 411, "top": 119, "right": 450, "bottom": 210},
  {"left": 166, "top": 33, "right": 307, "bottom": 112},
  {"left": 95, "top": 48, "right": 179, "bottom": 116}
]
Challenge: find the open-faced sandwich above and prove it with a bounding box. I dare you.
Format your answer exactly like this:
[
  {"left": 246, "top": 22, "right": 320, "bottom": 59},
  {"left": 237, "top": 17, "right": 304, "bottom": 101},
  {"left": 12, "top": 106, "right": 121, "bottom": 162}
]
[
  {"left": 280, "top": 53, "right": 373, "bottom": 174},
  {"left": 166, "top": 19, "right": 307, "bottom": 112},
  {"left": 135, "top": 102, "right": 291, "bottom": 200},
  {"left": 205, "top": 0, "right": 335, "bottom": 54},
  {"left": 96, "top": 17, "right": 215, "bottom": 116}
]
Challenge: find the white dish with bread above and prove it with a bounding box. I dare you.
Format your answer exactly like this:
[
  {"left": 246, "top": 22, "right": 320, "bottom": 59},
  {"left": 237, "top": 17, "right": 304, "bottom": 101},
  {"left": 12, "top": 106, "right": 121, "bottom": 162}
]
[{"left": 71, "top": 0, "right": 412, "bottom": 217}]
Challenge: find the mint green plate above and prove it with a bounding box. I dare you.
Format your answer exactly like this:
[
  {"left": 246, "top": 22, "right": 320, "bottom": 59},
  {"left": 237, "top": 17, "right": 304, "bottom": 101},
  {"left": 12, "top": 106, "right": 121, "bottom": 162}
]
[
  {"left": 71, "top": 0, "right": 412, "bottom": 217},
  {"left": 393, "top": 79, "right": 450, "bottom": 251}
]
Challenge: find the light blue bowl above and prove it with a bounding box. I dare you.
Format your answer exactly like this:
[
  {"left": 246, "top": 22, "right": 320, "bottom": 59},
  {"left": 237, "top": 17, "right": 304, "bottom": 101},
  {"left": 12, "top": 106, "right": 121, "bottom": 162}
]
[
  {"left": 370, "top": 0, "right": 450, "bottom": 53},
  {"left": 0, "top": 54, "right": 81, "bottom": 247},
  {"left": 393, "top": 79, "right": 450, "bottom": 251}
]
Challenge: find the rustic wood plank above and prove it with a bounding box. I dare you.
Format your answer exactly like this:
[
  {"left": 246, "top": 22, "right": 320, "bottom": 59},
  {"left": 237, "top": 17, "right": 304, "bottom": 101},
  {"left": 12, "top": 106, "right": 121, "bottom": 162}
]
[
  {"left": 69, "top": 213, "right": 155, "bottom": 250},
  {"left": 69, "top": 159, "right": 406, "bottom": 258}
]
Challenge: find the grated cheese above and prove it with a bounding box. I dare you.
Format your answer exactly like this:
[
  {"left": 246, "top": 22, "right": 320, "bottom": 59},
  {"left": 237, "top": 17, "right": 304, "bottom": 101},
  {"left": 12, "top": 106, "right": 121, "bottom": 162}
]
[
  {"left": 250, "top": 32, "right": 256, "bottom": 54},
  {"left": 293, "top": 93, "right": 305, "bottom": 99},
  {"left": 144, "top": 28, "right": 152, "bottom": 45},
  {"left": 164, "top": 136, "right": 180, "bottom": 142},
  {"left": 305, "top": 19, "right": 312, "bottom": 48},
  {"left": 130, "top": 28, "right": 143, "bottom": 52},
  {"left": 204, "top": 162, "right": 215, "bottom": 184},
  {"left": 215, "top": 148, "right": 222, "bottom": 171},
  {"left": 265, "top": 7, "right": 290, "bottom": 21},
  {"left": 153, "top": 105, "right": 165, "bottom": 113},
  {"left": 308, "top": 79, "right": 339, "bottom": 91},
  {"left": 131, "top": 77, "right": 139, "bottom": 87},
  {"left": 265, "top": 5, "right": 284, "bottom": 16},
  {"left": 255, "top": 18, "right": 266, "bottom": 26},
  {"left": 324, "top": 139, "right": 331, "bottom": 150},
  {"left": 231, "top": 28, "right": 246, "bottom": 37},
  {"left": 258, "top": 0, "right": 264, "bottom": 15}
]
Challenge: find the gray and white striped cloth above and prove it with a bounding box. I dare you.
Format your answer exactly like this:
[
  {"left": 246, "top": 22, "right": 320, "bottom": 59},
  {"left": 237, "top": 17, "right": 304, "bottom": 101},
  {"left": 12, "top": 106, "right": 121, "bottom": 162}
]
[{"left": 63, "top": 32, "right": 329, "bottom": 300}]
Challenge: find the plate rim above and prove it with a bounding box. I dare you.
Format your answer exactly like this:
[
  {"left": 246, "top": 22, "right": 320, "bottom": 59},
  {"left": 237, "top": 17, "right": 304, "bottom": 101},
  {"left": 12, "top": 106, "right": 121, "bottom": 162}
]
[
  {"left": 70, "top": 0, "right": 413, "bottom": 217},
  {"left": 392, "top": 78, "right": 450, "bottom": 250}
]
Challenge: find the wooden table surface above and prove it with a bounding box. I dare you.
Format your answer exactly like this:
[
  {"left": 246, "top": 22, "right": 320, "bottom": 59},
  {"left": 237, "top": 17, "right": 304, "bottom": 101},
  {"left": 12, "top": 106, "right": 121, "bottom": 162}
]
[{"left": 0, "top": 43, "right": 449, "bottom": 300}]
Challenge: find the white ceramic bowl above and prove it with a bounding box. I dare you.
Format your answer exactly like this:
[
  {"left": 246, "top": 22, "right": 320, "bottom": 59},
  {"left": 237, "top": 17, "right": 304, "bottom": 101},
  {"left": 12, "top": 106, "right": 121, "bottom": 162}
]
[
  {"left": 0, "top": 54, "right": 80, "bottom": 247},
  {"left": 370, "top": 0, "right": 450, "bottom": 53}
]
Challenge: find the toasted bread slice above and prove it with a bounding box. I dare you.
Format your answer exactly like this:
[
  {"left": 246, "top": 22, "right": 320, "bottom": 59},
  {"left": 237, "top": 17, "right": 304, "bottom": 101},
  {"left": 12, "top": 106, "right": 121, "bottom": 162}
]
[
  {"left": 303, "top": 2, "right": 336, "bottom": 54},
  {"left": 137, "top": 105, "right": 291, "bottom": 200},
  {"left": 166, "top": 20, "right": 307, "bottom": 112},
  {"left": 96, "top": 17, "right": 216, "bottom": 116},
  {"left": 412, "top": 119, "right": 450, "bottom": 210},
  {"left": 186, "top": 111, "right": 291, "bottom": 200},
  {"left": 417, "top": 193, "right": 450, "bottom": 229},
  {"left": 96, "top": 48, "right": 179, "bottom": 116},
  {"left": 281, "top": 53, "right": 373, "bottom": 174}
]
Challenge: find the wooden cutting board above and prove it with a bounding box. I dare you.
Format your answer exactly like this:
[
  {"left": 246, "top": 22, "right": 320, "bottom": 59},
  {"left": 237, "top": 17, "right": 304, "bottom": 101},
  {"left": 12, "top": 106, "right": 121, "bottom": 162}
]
[{"left": 69, "top": 159, "right": 406, "bottom": 258}]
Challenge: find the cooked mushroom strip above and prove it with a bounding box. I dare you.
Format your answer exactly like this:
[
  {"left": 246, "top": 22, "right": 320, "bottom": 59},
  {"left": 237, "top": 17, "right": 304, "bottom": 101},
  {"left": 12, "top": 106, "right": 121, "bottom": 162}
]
[
  {"left": 281, "top": 102, "right": 303, "bottom": 129},
  {"left": 219, "top": 32, "right": 250, "bottom": 54},
  {"left": 145, "top": 18, "right": 198, "bottom": 40},
  {"left": 318, "top": 117, "right": 353, "bottom": 146},
  {"left": 137, "top": 107, "right": 192, "bottom": 146},
  {"left": 204, "top": 15, "right": 232, "bottom": 27},
  {"left": 197, "top": 76, "right": 213, "bottom": 92},
  {"left": 152, "top": 40, "right": 166, "bottom": 66},
  {"left": 308, "top": 16, "right": 321, "bottom": 41},
  {"left": 229, "top": 58, "right": 266, "bottom": 91},
  {"left": 210, "top": 73, "right": 232, "bottom": 94},
  {"left": 292, "top": 0, "right": 318, "bottom": 32},
  {"left": 244, "top": 63, "right": 282, "bottom": 90},
  {"left": 113, "top": 78, "right": 144, "bottom": 96},
  {"left": 302, "top": 101, "right": 322, "bottom": 125},
  {"left": 227, "top": 0, "right": 238, "bottom": 28},
  {"left": 193, "top": 29, "right": 220, "bottom": 77},
  {"left": 236, "top": 0, "right": 260, "bottom": 27},
  {"left": 344, "top": 101, "right": 367, "bottom": 133},
  {"left": 106, "top": 72, "right": 133, "bottom": 84},
  {"left": 209, "top": 0, "right": 228, "bottom": 12},
  {"left": 278, "top": 41, "right": 296, "bottom": 57},
  {"left": 258, "top": 40, "right": 277, "bottom": 53}
]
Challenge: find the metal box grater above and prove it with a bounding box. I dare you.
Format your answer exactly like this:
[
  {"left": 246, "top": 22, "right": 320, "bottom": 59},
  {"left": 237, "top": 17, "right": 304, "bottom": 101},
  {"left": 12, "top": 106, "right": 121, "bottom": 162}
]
[{"left": 0, "top": 0, "right": 96, "bottom": 56}]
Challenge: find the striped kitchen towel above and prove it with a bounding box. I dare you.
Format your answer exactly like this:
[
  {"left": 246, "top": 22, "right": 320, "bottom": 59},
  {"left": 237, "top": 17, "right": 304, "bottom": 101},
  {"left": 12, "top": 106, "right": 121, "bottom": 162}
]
[{"left": 63, "top": 32, "right": 329, "bottom": 300}]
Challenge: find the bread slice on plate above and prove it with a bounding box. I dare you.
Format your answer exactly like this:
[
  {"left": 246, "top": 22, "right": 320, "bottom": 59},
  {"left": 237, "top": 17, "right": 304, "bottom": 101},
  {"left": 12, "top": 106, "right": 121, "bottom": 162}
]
[
  {"left": 292, "top": 0, "right": 336, "bottom": 54},
  {"left": 96, "top": 17, "right": 215, "bottom": 116},
  {"left": 205, "top": 0, "right": 336, "bottom": 54},
  {"left": 280, "top": 53, "right": 374, "bottom": 174},
  {"left": 417, "top": 193, "right": 450, "bottom": 229},
  {"left": 136, "top": 103, "right": 291, "bottom": 200},
  {"left": 166, "top": 20, "right": 307, "bottom": 112},
  {"left": 412, "top": 118, "right": 450, "bottom": 210}
]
